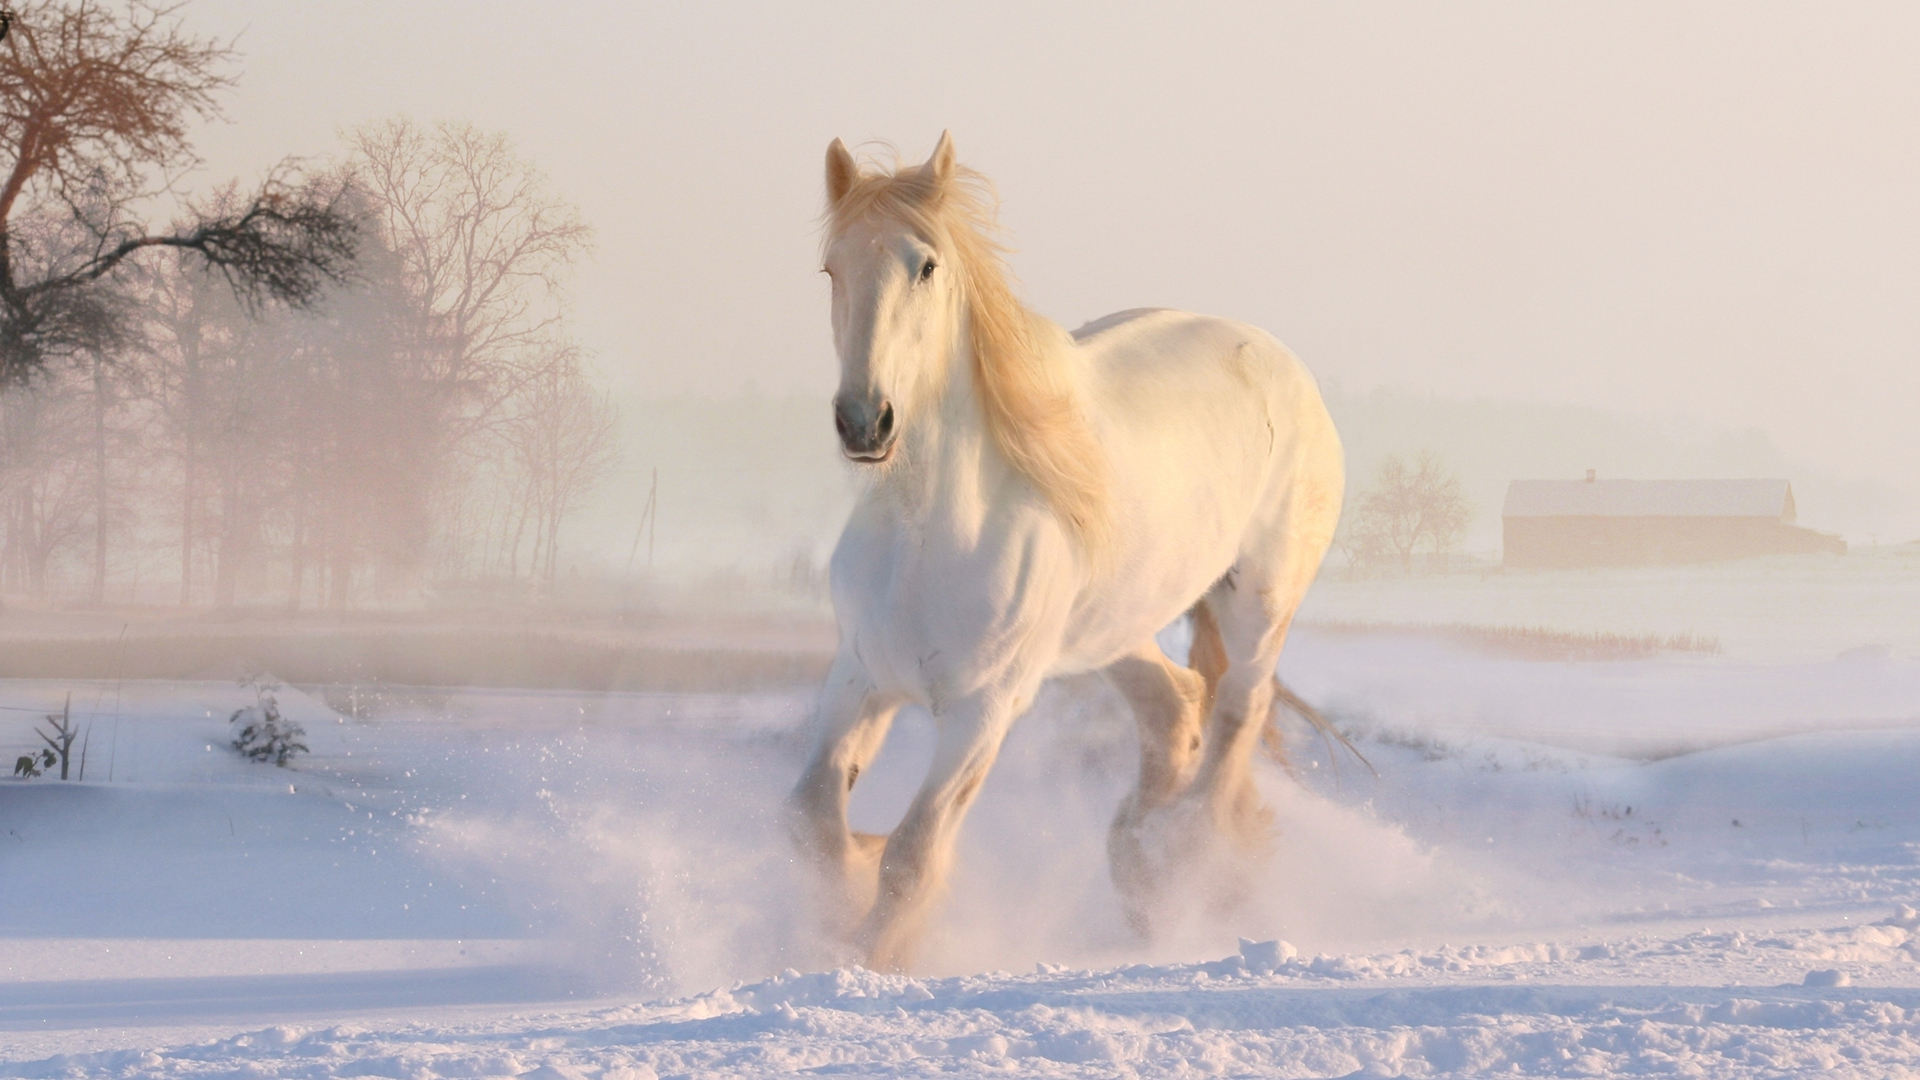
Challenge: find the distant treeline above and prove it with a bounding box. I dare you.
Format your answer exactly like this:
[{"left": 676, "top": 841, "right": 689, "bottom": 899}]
[{"left": 0, "top": 120, "right": 618, "bottom": 608}]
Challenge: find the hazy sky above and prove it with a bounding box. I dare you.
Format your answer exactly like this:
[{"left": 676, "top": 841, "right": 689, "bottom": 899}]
[{"left": 180, "top": 1, "right": 1917, "bottom": 506}]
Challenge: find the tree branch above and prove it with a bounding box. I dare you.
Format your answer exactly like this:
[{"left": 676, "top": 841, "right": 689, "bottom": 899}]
[{"left": 24, "top": 174, "right": 356, "bottom": 308}]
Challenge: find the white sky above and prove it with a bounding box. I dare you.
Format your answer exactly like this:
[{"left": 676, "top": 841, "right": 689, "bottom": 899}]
[{"left": 180, "top": 1, "right": 1918, "bottom": 508}]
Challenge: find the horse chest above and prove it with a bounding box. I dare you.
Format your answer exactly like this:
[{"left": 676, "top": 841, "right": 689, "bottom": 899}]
[{"left": 831, "top": 501, "right": 1075, "bottom": 710}]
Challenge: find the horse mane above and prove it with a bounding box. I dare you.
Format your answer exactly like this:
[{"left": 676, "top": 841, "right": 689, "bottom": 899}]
[{"left": 825, "top": 149, "right": 1110, "bottom": 558}]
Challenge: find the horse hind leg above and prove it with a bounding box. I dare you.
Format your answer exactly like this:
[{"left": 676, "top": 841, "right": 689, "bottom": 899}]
[
  {"left": 1104, "top": 639, "right": 1209, "bottom": 936},
  {"left": 1188, "top": 573, "right": 1309, "bottom": 852},
  {"left": 1197, "top": 598, "right": 1346, "bottom": 775},
  {"left": 1107, "top": 594, "right": 1300, "bottom": 938}
]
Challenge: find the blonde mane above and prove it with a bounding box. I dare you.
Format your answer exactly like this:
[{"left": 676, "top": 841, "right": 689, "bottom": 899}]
[{"left": 825, "top": 150, "right": 1110, "bottom": 557}]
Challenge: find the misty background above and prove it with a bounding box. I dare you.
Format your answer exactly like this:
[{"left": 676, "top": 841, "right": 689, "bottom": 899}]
[
  {"left": 9, "top": 4, "right": 1920, "bottom": 1044},
  {"left": 12, "top": 0, "right": 1920, "bottom": 604}
]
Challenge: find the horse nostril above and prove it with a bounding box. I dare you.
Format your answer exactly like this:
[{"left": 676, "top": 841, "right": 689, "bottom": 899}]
[{"left": 833, "top": 397, "right": 892, "bottom": 456}]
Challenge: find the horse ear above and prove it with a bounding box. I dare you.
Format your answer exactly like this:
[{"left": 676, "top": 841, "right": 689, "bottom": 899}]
[
  {"left": 924, "top": 130, "right": 956, "bottom": 188},
  {"left": 825, "top": 138, "right": 857, "bottom": 206}
]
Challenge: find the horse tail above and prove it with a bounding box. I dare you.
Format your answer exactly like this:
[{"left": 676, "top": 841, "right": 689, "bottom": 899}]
[
  {"left": 1188, "top": 599, "right": 1373, "bottom": 777},
  {"left": 1268, "top": 676, "right": 1374, "bottom": 779}
]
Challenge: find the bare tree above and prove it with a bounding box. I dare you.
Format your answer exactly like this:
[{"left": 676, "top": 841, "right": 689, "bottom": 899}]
[
  {"left": 141, "top": 249, "right": 220, "bottom": 604},
  {"left": 275, "top": 212, "right": 437, "bottom": 608},
  {"left": 500, "top": 345, "right": 621, "bottom": 591},
  {"left": 139, "top": 247, "right": 287, "bottom": 607},
  {"left": 136, "top": 187, "right": 505, "bottom": 611},
  {"left": 0, "top": 0, "right": 355, "bottom": 382},
  {"left": 0, "top": 364, "right": 90, "bottom": 593},
  {"left": 141, "top": 243, "right": 338, "bottom": 608},
  {"left": 199, "top": 290, "right": 285, "bottom": 607},
  {"left": 1344, "top": 450, "right": 1474, "bottom": 574},
  {"left": 345, "top": 118, "right": 590, "bottom": 428},
  {"left": 84, "top": 347, "right": 141, "bottom": 604},
  {"left": 0, "top": 105, "right": 608, "bottom": 609},
  {"left": 345, "top": 118, "right": 594, "bottom": 589}
]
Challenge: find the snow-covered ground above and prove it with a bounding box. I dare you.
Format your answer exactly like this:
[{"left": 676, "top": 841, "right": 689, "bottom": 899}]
[
  {"left": 1300, "top": 547, "right": 1920, "bottom": 664},
  {"left": 4, "top": 557, "right": 1920, "bottom": 1077}
]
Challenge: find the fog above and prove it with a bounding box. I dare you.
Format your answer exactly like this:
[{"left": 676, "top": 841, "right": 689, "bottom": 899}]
[
  {"left": 172, "top": 0, "right": 1920, "bottom": 560},
  {"left": 8, "top": 7, "right": 1920, "bottom": 1066}
]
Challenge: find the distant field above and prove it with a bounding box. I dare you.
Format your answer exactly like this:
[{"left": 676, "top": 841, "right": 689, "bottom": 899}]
[
  {"left": 1303, "top": 545, "right": 1920, "bottom": 662},
  {"left": 0, "top": 546, "right": 1909, "bottom": 689},
  {"left": 1305, "top": 620, "right": 1721, "bottom": 661},
  {"left": 0, "top": 618, "right": 836, "bottom": 693}
]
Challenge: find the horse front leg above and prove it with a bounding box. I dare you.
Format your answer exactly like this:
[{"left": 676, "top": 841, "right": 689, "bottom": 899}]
[
  {"left": 858, "top": 693, "right": 1016, "bottom": 972},
  {"left": 789, "top": 653, "right": 903, "bottom": 935}
]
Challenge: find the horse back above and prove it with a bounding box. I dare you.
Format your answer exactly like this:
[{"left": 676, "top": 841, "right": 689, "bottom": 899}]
[
  {"left": 1082, "top": 307, "right": 1340, "bottom": 529},
  {"left": 1074, "top": 308, "right": 1330, "bottom": 464},
  {"left": 1070, "top": 308, "right": 1172, "bottom": 343},
  {"left": 1052, "top": 308, "right": 1342, "bottom": 666}
]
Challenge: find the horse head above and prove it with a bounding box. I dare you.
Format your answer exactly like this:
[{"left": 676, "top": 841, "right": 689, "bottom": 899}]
[{"left": 820, "top": 132, "right": 963, "bottom": 465}]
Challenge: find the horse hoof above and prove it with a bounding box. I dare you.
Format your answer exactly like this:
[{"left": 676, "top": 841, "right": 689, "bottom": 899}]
[{"left": 1109, "top": 792, "right": 1275, "bottom": 937}]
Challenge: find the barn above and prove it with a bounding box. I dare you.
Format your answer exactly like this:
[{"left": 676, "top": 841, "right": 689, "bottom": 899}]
[{"left": 1502, "top": 474, "right": 1846, "bottom": 569}]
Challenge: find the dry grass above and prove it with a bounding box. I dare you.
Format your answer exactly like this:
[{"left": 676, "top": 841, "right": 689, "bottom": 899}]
[
  {"left": 0, "top": 628, "right": 834, "bottom": 693},
  {"left": 0, "top": 615, "right": 1721, "bottom": 695},
  {"left": 1305, "top": 620, "right": 1723, "bottom": 662}
]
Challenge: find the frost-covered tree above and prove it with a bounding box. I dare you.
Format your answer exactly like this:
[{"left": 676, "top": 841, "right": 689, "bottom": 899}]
[{"left": 229, "top": 678, "right": 306, "bottom": 767}]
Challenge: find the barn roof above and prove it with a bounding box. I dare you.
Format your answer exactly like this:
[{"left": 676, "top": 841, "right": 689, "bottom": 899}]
[{"left": 1503, "top": 479, "right": 1795, "bottom": 520}]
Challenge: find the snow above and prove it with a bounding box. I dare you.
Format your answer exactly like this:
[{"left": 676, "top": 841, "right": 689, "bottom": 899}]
[
  {"left": 1297, "top": 547, "right": 1920, "bottom": 664},
  {"left": 4, "top": 563, "right": 1920, "bottom": 1077}
]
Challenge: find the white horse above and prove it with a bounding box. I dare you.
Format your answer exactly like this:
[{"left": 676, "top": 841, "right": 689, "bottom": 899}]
[{"left": 790, "top": 133, "right": 1345, "bottom": 971}]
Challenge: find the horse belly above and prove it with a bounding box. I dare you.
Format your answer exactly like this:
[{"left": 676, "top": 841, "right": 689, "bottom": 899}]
[
  {"left": 1053, "top": 514, "right": 1242, "bottom": 674},
  {"left": 1054, "top": 450, "right": 1255, "bottom": 672},
  {"left": 1053, "top": 320, "right": 1288, "bottom": 670}
]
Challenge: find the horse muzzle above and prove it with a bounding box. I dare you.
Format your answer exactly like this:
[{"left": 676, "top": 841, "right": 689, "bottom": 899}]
[{"left": 834, "top": 395, "right": 897, "bottom": 463}]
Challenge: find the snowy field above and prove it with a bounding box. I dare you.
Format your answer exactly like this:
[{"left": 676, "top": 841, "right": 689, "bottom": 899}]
[{"left": 5, "top": 552, "right": 1920, "bottom": 1078}]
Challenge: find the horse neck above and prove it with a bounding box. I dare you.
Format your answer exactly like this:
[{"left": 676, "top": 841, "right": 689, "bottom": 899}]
[{"left": 879, "top": 319, "right": 1018, "bottom": 534}]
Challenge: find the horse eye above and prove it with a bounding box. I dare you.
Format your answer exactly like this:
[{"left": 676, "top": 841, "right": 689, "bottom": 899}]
[{"left": 918, "top": 259, "right": 936, "bottom": 282}]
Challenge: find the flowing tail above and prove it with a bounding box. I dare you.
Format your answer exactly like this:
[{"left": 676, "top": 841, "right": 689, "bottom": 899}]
[{"left": 1188, "top": 600, "right": 1373, "bottom": 777}]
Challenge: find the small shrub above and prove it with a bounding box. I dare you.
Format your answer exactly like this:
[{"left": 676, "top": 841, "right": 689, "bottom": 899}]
[
  {"left": 13, "top": 749, "right": 55, "bottom": 779},
  {"left": 230, "top": 679, "right": 308, "bottom": 767},
  {"left": 35, "top": 694, "right": 79, "bottom": 780}
]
